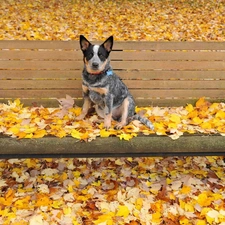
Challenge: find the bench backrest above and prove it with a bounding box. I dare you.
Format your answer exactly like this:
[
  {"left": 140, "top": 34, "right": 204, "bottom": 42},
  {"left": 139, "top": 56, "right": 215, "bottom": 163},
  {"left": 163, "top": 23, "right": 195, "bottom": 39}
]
[{"left": 0, "top": 41, "right": 225, "bottom": 106}]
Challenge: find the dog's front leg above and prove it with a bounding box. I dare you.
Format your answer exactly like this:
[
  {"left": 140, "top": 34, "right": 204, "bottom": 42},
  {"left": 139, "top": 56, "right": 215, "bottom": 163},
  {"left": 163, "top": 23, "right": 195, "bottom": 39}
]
[
  {"left": 103, "top": 94, "right": 113, "bottom": 130},
  {"left": 76, "top": 85, "right": 91, "bottom": 121}
]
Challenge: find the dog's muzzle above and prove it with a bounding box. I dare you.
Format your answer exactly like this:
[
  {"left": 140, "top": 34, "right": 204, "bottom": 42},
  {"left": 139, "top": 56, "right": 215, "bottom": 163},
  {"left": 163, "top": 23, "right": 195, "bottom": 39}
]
[{"left": 92, "top": 62, "right": 99, "bottom": 69}]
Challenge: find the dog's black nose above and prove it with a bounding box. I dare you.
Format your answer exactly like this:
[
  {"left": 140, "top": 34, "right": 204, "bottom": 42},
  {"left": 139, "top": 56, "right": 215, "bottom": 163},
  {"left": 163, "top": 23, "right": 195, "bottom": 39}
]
[{"left": 92, "top": 62, "right": 99, "bottom": 68}]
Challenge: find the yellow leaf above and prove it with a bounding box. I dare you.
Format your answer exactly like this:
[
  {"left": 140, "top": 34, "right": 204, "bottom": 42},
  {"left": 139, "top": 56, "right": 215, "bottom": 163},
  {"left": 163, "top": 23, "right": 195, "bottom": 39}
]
[
  {"left": 14, "top": 98, "right": 22, "bottom": 107},
  {"left": 169, "top": 114, "right": 181, "bottom": 124},
  {"left": 25, "top": 133, "right": 33, "bottom": 138},
  {"left": 152, "top": 211, "right": 162, "bottom": 223},
  {"left": 118, "top": 133, "right": 137, "bottom": 141},
  {"left": 206, "top": 215, "right": 214, "bottom": 225},
  {"left": 201, "top": 207, "right": 211, "bottom": 216},
  {"left": 196, "top": 220, "right": 206, "bottom": 225},
  {"left": 215, "top": 110, "right": 225, "bottom": 119},
  {"left": 35, "top": 194, "right": 52, "bottom": 207},
  {"left": 14, "top": 196, "right": 31, "bottom": 209},
  {"left": 55, "top": 129, "right": 67, "bottom": 138},
  {"left": 51, "top": 200, "right": 63, "bottom": 209},
  {"left": 33, "top": 129, "right": 46, "bottom": 138},
  {"left": 196, "top": 97, "right": 210, "bottom": 108},
  {"left": 63, "top": 207, "right": 72, "bottom": 215},
  {"left": 191, "top": 117, "right": 203, "bottom": 125},
  {"left": 24, "top": 127, "right": 37, "bottom": 134},
  {"left": 7, "top": 127, "right": 20, "bottom": 135},
  {"left": 135, "top": 198, "right": 143, "bottom": 210},
  {"left": 180, "top": 185, "right": 191, "bottom": 194},
  {"left": 187, "top": 110, "right": 198, "bottom": 119},
  {"left": 168, "top": 122, "right": 177, "bottom": 129},
  {"left": 197, "top": 192, "right": 212, "bottom": 207},
  {"left": 16, "top": 131, "right": 27, "bottom": 139},
  {"left": 116, "top": 205, "right": 130, "bottom": 218},
  {"left": 200, "top": 122, "right": 212, "bottom": 130},
  {"left": 179, "top": 217, "right": 190, "bottom": 225},
  {"left": 93, "top": 212, "right": 114, "bottom": 225},
  {"left": 71, "top": 129, "right": 82, "bottom": 139},
  {"left": 185, "top": 104, "right": 194, "bottom": 113},
  {"left": 25, "top": 159, "right": 37, "bottom": 168},
  {"left": 184, "top": 203, "right": 195, "bottom": 212},
  {"left": 68, "top": 185, "right": 74, "bottom": 193}
]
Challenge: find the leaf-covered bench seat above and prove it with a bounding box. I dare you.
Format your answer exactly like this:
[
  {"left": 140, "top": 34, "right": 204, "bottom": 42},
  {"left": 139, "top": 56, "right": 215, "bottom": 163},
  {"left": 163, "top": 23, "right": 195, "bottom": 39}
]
[{"left": 0, "top": 40, "right": 225, "bottom": 158}]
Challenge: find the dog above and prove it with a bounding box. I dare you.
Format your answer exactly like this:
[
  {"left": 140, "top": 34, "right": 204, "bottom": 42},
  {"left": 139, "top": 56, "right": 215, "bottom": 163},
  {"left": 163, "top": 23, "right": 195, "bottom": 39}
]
[{"left": 76, "top": 35, "right": 154, "bottom": 130}]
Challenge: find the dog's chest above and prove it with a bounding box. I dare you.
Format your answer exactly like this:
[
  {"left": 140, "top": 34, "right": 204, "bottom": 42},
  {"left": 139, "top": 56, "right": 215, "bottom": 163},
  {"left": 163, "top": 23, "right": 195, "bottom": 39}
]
[{"left": 83, "top": 77, "right": 108, "bottom": 105}]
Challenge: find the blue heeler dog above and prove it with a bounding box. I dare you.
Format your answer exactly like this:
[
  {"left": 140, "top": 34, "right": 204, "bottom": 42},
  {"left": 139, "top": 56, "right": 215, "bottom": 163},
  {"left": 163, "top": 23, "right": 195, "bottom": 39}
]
[{"left": 76, "top": 35, "right": 154, "bottom": 130}]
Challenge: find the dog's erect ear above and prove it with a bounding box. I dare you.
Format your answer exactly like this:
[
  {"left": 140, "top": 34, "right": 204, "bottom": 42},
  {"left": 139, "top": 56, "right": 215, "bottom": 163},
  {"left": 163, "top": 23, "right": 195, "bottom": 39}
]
[
  {"left": 80, "top": 35, "right": 91, "bottom": 51},
  {"left": 102, "top": 36, "right": 113, "bottom": 52}
]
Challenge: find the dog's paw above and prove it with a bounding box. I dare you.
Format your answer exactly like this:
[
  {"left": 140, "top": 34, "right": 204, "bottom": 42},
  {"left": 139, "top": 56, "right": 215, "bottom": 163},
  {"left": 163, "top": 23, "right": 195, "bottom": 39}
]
[
  {"left": 114, "top": 122, "right": 125, "bottom": 130},
  {"left": 104, "top": 116, "right": 112, "bottom": 130},
  {"left": 75, "top": 114, "right": 85, "bottom": 121},
  {"left": 104, "top": 125, "right": 111, "bottom": 130},
  {"left": 104, "top": 120, "right": 111, "bottom": 130}
]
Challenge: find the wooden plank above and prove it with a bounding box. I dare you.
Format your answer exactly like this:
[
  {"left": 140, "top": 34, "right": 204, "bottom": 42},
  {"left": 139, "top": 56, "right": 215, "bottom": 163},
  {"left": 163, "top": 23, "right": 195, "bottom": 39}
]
[
  {"left": 111, "top": 61, "right": 225, "bottom": 70},
  {"left": 113, "top": 42, "right": 225, "bottom": 51},
  {"left": 1, "top": 80, "right": 225, "bottom": 90},
  {"left": 0, "top": 90, "right": 82, "bottom": 98},
  {"left": 1, "top": 97, "right": 224, "bottom": 108},
  {"left": 111, "top": 51, "right": 225, "bottom": 61},
  {"left": 0, "top": 61, "right": 82, "bottom": 70},
  {"left": 1, "top": 50, "right": 82, "bottom": 60},
  {"left": 0, "top": 89, "right": 224, "bottom": 99},
  {"left": 1, "top": 60, "right": 225, "bottom": 70},
  {"left": 1, "top": 70, "right": 225, "bottom": 80},
  {"left": 0, "top": 80, "right": 82, "bottom": 89},
  {"left": 0, "top": 70, "right": 82, "bottom": 79},
  {"left": 0, "top": 135, "right": 225, "bottom": 158},
  {"left": 124, "top": 80, "right": 225, "bottom": 89},
  {"left": 132, "top": 89, "right": 225, "bottom": 99},
  {"left": 117, "top": 71, "right": 225, "bottom": 80},
  {"left": 0, "top": 40, "right": 78, "bottom": 49},
  {"left": 2, "top": 50, "right": 225, "bottom": 61},
  {"left": 1, "top": 40, "right": 225, "bottom": 50}
]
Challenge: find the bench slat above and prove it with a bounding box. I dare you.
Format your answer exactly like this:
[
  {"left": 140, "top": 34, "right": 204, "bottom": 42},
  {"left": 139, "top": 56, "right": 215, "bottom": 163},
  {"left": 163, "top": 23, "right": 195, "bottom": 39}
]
[
  {"left": 2, "top": 50, "right": 225, "bottom": 61},
  {"left": 1, "top": 70, "right": 225, "bottom": 80},
  {"left": 1, "top": 80, "right": 225, "bottom": 89},
  {"left": 0, "top": 89, "right": 224, "bottom": 99},
  {"left": 1, "top": 40, "right": 225, "bottom": 50},
  {"left": 0, "top": 50, "right": 82, "bottom": 60},
  {"left": 1, "top": 60, "right": 225, "bottom": 70}
]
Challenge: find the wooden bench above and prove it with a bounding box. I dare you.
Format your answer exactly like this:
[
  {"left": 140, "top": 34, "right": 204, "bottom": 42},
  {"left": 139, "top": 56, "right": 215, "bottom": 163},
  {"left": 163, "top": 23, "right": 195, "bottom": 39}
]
[{"left": 0, "top": 40, "right": 225, "bottom": 158}]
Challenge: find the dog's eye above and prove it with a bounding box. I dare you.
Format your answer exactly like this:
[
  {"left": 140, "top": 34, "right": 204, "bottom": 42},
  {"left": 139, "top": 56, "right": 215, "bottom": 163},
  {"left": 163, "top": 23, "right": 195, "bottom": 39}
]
[
  {"left": 89, "top": 53, "right": 94, "bottom": 58},
  {"left": 98, "top": 53, "right": 105, "bottom": 60}
]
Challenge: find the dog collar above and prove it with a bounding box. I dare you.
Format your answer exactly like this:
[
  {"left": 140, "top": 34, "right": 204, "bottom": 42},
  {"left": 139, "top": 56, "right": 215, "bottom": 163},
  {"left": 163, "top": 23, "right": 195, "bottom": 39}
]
[
  {"left": 106, "top": 69, "right": 113, "bottom": 76},
  {"left": 89, "top": 69, "right": 113, "bottom": 76}
]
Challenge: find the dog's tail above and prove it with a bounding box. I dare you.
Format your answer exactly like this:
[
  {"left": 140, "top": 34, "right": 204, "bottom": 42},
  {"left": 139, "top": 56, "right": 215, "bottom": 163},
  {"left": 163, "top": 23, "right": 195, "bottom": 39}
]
[{"left": 130, "top": 114, "right": 154, "bottom": 130}]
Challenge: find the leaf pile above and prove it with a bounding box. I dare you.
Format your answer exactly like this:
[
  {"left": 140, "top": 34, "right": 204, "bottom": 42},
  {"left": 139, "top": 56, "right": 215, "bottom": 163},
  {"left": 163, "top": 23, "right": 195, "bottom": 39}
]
[
  {"left": 1, "top": 0, "right": 225, "bottom": 41},
  {"left": 0, "top": 97, "right": 225, "bottom": 141},
  {"left": 0, "top": 157, "right": 225, "bottom": 225}
]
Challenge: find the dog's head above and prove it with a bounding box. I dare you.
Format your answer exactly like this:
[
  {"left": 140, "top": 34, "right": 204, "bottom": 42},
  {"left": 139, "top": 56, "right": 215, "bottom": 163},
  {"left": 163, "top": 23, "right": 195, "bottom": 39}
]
[{"left": 80, "top": 35, "right": 113, "bottom": 75}]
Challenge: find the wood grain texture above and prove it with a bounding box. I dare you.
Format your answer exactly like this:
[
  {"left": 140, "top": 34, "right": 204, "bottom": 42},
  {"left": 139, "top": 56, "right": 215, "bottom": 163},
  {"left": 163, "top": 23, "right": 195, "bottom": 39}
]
[{"left": 1, "top": 40, "right": 225, "bottom": 50}]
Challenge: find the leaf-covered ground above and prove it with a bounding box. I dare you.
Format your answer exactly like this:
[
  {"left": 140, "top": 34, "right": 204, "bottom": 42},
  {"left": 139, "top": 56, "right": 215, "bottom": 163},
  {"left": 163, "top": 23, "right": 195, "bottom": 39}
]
[
  {"left": 0, "top": 157, "right": 225, "bottom": 225},
  {"left": 1, "top": 0, "right": 225, "bottom": 41},
  {"left": 1, "top": 0, "right": 225, "bottom": 224}
]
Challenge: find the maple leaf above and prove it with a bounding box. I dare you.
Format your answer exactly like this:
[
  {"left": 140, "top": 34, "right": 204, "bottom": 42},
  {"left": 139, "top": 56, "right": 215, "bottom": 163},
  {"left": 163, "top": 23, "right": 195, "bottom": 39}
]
[
  {"left": 116, "top": 205, "right": 130, "bottom": 218},
  {"left": 30, "top": 215, "right": 48, "bottom": 225},
  {"left": 118, "top": 133, "right": 137, "bottom": 141}
]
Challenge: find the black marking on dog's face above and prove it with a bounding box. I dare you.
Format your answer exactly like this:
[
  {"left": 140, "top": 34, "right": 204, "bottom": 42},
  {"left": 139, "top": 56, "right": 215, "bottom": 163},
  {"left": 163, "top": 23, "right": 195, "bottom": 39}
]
[{"left": 80, "top": 35, "right": 113, "bottom": 74}]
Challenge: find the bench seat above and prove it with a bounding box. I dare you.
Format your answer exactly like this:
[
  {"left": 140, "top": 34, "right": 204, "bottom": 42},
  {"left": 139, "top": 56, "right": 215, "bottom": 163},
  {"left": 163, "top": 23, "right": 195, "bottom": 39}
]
[{"left": 0, "top": 40, "right": 225, "bottom": 158}]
